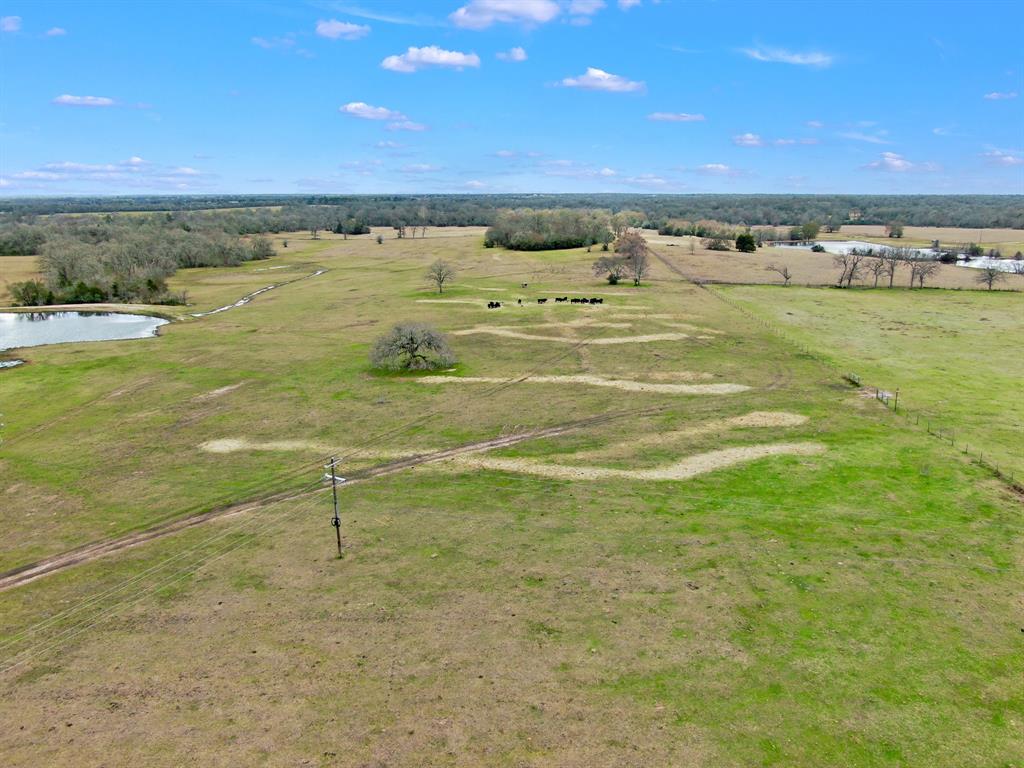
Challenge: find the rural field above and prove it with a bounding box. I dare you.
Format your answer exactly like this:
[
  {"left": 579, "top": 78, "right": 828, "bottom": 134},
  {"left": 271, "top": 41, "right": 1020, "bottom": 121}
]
[
  {"left": 645, "top": 230, "right": 1024, "bottom": 290},
  {"left": 1, "top": 230, "right": 1022, "bottom": 766}
]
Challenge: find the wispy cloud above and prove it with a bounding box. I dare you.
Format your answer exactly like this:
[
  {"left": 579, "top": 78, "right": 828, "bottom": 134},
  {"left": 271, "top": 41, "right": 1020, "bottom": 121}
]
[
  {"left": 315, "top": 19, "right": 370, "bottom": 40},
  {"left": 4, "top": 156, "right": 215, "bottom": 191},
  {"left": 52, "top": 94, "right": 116, "bottom": 107},
  {"left": 45, "top": 27, "right": 67, "bottom": 37},
  {"left": 400, "top": 163, "right": 441, "bottom": 173},
  {"left": 386, "top": 121, "right": 427, "bottom": 132},
  {"left": 619, "top": 0, "right": 641, "bottom": 9},
  {"left": 340, "top": 101, "right": 406, "bottom": 120},
  {"left": 382, "top": 45, "right": 480, "bottom": 73},
  {"left": 983, "top": 91, "right": 1018, "bottom": 100},
  {"left": 496, "top": 46, "right": 527, "bottom": 62},
  {"left": 741, "top": 45, "right": 833, "bottom": 67},
  {"left": 464, "top": 180, "right": 488, "bottom": 189},
  {"left": 693, "top": 163, "right": 741, "bottom": 177},
  {"left": 733, "top": 132, "right": 763, "bottom": 147},
  {"left": 450, "top": 0, "right": 560, "bottom": 29},
  {"left": 560, "top": 67, "right": 644, "bottom": 92},
  {"left": 981, "top": 149, "right": 1023, "bottom": 166},
  {"left": 648, "top": 112, "right": 705, "bottom": 122},
  {"left": 321, "top": 4, "right": 443, "bottom": 27},
  {"left": 251, "top": 35, "right": 294, "bottom": 50},
  {"left": 1, "top": 15, "right": 20, "bottom": 32},
  {"left": 805, "top": 120, "right": 824, "bottom": 129},
  {"left": 863, "top": 152, "right": 939, "bottom": 173}
]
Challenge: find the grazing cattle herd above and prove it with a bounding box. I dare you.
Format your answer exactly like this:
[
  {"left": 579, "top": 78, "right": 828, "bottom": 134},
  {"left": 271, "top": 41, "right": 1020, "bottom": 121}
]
[{"left": 487, "top": 297, "right": 604, "bottom": 309}]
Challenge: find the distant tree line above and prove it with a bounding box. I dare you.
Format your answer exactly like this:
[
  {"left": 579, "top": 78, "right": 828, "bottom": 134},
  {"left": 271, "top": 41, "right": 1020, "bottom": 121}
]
[
  {"left": 6, "top": 214, "right": 274, "bottom": 306},
  {"left": 3, "top": 193, "right": 1022, "bottom": 230},
  {"left": 484, "top": 209, "right": 612, "bottom": 251}
]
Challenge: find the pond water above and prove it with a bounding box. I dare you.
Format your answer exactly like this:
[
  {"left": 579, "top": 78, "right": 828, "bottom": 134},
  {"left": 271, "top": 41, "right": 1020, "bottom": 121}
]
[
  {"left": 780, "top": 241, "right": 1022, "bottom": 272},
  {"left": 0, "top": 311, "right": 168, "bottom": 352}
]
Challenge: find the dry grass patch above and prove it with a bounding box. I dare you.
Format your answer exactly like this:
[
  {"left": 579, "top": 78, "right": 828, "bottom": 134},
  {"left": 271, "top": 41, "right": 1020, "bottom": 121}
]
[
  {"left": 450, "top": 442, "right": 825, "bottom": 482},
  {"left": 415, "top": 374, "right": 750, "bottom": 395},
  {"left": 451, "top": 326, "right": 691, "bottom": 345}
]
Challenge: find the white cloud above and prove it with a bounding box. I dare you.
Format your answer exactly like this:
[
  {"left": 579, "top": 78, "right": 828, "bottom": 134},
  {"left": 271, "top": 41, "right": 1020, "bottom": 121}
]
[
  {"left": 400, "top": 163, "right": 441, "bottom": 173},
  {"left": 450, "top": 0, "right": 560, "bottom": 29},
  {"left": 838, "top": 130, "right": 889, "bottom": 145},
  {"left": 382, "top": 45, "right": 480, "bottom": 72},
  {"left": 570, "top": 0, "right": 605, "bottom": 14},
  {"left": 494, "top": 149, "right": 518, "bottom": 157},
  {"left": 694, "top": 163, "right": 738, "bottom": 176},
  {"left": 464, "top": 180, "right": 487, "bottom": 189},
  {"left": 733, "top": 132, "right": 763, "bottom": 147},
  {"left": 340, "top": 101, "right": 406, "bottom": 120},
  {"left": 648, "top": 112, "right": 705, "bottom": 122},
  {"left": 981, "top": 149, "right": 1023, "bottom": 166},
  {"left": 45, "top": 27, "right": 67, "bottom": 36},
  {"left": 375, "top": 140, "right": 404, "bottom": 149},
  {"left": 741, "top": 45, "right": 832, "bottom": 67},
  {"left": 618, "top": 0, "right": 641, "bottom": 8},
  {"left": 805, "top": 120, "right": 824, "bottom": 128},
  {"left": 1, "top": 16, "right": 21, "bottom": 32},
  {"left": 496, "top": 46, "right": 527, "bottom": 62},
  {"left": 387, "top": 120, "right": 427, "bottom": 132},
  {"left": 599, "top": 167, "right": 616, "bottom": 176},
  {"left": 983, "top": 91, "right": 1018, "bottom": 100},
  {"left": 560, "top": 67, "right": 644, "bottom": 92},
  {"left": 622, "top": 174, "right": 669, "bottom": 189},
  {"left": 315, "top": 19, "right": 370, "bottom": 40},
  {"left": 799, "top": 138, "right": 819, "bottom": 145},
  {"left": 52, "top": 94, "right": 116, "bottom": 107},
  {"left": 863, "top": 152, "right": 939, "bottom": 173},
  {"left": 4, "top": 156, "right": 213, "bottom": 191}
]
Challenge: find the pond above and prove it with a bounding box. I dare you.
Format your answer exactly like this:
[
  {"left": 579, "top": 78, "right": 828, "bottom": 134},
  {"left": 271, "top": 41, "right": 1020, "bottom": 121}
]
[
  {"left": 0, "top": 311, "right": 169, "bottom": 353},
  {"left": 779, "top": 241, "right": 1022, "bottom": 272}
]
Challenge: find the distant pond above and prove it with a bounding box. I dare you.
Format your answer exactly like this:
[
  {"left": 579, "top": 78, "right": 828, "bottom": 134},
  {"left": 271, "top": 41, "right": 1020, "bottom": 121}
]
[{"left": 0, "top": 311, "right": 168, "bottom": 354}]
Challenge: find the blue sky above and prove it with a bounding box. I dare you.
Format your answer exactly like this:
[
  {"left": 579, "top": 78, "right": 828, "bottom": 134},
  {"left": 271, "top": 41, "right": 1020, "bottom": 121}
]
[{"left": 2, "top": 0, "right": 1022, "bottom": 195}]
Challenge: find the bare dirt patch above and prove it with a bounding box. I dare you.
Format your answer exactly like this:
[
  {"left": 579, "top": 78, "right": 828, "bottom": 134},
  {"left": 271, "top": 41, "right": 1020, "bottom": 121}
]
[
  {"left": 416, "top": 374, "right": 750, "bottom": 395},
  {"left": 191, "top": 382, "right": 246, "bottom": 402},
  {"left": 450, "top": 442, "right": 825, "bottom": 481}
]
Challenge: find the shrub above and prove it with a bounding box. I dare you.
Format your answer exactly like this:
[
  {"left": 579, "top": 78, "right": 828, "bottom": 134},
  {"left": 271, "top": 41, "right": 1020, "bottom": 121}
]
[
  {"left": 370, "top": 323, "right": 455, "bottom": 371},
  {"left": 9, "top": 280, "right": 55, "bottom": 306},
  {"left": 811, "top": 244, "right": 826, "bottom": 253},
  {"left": 735, "top": 233, "right": 757, "bottom": 253}
]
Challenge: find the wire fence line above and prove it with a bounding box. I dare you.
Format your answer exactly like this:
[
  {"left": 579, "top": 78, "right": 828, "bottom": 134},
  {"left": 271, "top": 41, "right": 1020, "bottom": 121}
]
[{"left": 702, "top": 284, "right": 1021, "bottom": 494}]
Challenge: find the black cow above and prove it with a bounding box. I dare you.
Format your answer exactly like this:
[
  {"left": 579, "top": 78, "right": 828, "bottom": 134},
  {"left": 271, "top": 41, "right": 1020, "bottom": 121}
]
[
  {"left": 487, "top": 301, "right": 502, "bottom": 309},
  {"left": 555, "top": 297, "right": 567, "bottom": 303},
  {"left": 538, "top": 298, "right": 548, "bottom": 304}
]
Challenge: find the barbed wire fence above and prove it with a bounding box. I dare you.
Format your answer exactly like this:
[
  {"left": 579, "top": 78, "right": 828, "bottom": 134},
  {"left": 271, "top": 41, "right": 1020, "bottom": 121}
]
[{"left": 702, "top": 282, "right": 1021, "bottom": 493}]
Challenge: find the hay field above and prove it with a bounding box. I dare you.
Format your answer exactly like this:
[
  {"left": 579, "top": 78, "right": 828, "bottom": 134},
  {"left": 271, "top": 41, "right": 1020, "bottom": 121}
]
[
  {"left": 0, "top": 231, "right": 1022, "bottom": 767},
  {"left": 644, "top": 233, "right": 1024, "bottom": 290}
]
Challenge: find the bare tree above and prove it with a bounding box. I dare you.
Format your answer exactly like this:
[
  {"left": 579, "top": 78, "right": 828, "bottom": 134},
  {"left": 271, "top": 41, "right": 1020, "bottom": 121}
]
[
  {"left": 865, "top": 257, "right": 887, "bottom": 288},
  {"left": 908, "top": 259, "right": 940, "bottom": 288},
  {"left": 765, "top": 264, "right": 792, "bottom": 286},
  {"left": 615, "top": 231, "right": 650, "bottom": 285},
  {"left": 833, "top": 251, "right": 866, "bottom": 288},
  {"left": 975, "top": 265, "right": 1007, "bottom": 291},
  {"left": 370, "top": 323, "right": 455, "bottom": 371},
  {"left": 1011, "top": 259, "right": 1024, "bottom": 275},
  {"left": 593, "top": 255, "right": 629, "bottom": 285},
  {"left": 878, "top": 247, "right": 905, "bottom": 288},
  {"left": 426, "top": 260, "right": 455, "bottom": 293}
]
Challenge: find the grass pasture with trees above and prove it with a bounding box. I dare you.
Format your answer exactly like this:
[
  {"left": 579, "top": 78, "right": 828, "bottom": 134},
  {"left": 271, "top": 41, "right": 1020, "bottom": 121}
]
[{"left": 0, "top": 226, "right": 1022, "bottom": 766}]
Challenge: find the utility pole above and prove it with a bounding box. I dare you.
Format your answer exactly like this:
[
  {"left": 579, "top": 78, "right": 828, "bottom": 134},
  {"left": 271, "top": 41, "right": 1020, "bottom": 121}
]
[{"left": 324, "top": 457, "right": 346, "bottom": 557}]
